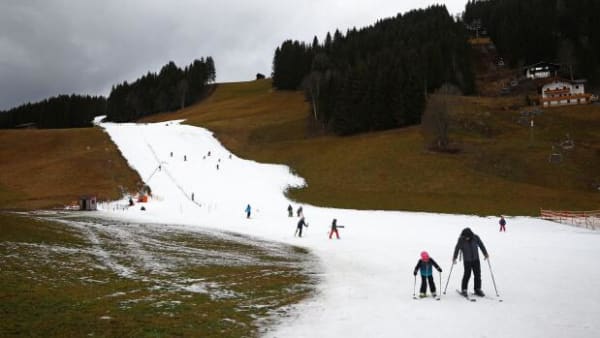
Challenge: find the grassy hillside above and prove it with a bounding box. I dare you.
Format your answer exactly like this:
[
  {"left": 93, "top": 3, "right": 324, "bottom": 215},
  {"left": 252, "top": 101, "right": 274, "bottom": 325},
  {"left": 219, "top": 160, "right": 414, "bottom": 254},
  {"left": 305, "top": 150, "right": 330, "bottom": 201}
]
[
  {"left": 0, "top": 127, "right": 140, "bottom": 210},
  {"left": 144, "top": 79, "right": 600, "bottom": 216}
]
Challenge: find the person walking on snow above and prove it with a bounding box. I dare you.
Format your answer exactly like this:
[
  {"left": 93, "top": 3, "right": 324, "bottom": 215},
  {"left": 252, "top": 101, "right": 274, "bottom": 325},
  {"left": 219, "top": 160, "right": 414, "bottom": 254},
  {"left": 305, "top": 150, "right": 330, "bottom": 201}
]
[
  {"left": 413, "top": 251, "right": 442, "bottom": 297},
  {"left": 245, "top": 204, "right": 251, "bottom": 218},
  {"left": 295, "top": 216, "right": 308, "bottom": 237},
  {"left": 287, "top": 204, "right": 293, "bottom": 217},
  {"left": 329, "top": 218, "right": 342, "bottom": 239},
  {"left": 296, "top": 206, "right": 303, "bottom": 217},
  {"left": 499, "top": 216, "right": 506, "bottom": 232},
  {"left": 453, "top": 227, "right": 489, "bottom": 297}
]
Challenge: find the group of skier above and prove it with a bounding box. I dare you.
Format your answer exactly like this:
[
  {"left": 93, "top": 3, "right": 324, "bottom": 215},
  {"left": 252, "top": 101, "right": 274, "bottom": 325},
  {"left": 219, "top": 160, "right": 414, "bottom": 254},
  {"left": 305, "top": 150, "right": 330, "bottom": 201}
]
[
  {"left": 287, "top": 204, "right": 345, "bottom": 239},
  {"left": 414, "top": 226, "right": 494, "bottom": 299},
  {"left": 246, "top": 202, "right": 503, "bottom": 299}
]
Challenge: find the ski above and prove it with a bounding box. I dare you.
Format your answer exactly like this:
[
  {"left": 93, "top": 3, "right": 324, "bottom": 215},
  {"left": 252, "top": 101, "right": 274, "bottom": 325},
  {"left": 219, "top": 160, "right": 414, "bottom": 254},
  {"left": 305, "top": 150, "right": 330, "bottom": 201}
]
[
  {"left": 413, "top": 294, "right": 440, "bottom": 300},
  {"left": 457, "top": 289, "right": 476, "bottom": 302},
  {"left": 470, "top": 293, "right": 503, "bottom": 303}
]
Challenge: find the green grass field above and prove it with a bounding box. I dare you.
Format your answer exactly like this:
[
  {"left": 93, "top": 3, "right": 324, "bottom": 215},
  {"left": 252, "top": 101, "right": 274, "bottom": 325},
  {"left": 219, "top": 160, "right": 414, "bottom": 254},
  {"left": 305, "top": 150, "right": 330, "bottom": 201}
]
[
  {"left": 0, "top": 212, "right": 316, "bottom": 337},
  {"left": 143, "top": 79, "right": 600, "bottom": 216}
]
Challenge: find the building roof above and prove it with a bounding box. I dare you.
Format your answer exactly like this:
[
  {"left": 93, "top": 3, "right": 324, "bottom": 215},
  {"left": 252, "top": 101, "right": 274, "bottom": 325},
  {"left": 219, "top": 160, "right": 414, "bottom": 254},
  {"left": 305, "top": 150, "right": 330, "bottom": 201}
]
[
  {"left": 524, "top": 61, "right": 561, "bottom": 69},
  {"left": 541, "top": 78, "right": 587, "bottom": 86}
]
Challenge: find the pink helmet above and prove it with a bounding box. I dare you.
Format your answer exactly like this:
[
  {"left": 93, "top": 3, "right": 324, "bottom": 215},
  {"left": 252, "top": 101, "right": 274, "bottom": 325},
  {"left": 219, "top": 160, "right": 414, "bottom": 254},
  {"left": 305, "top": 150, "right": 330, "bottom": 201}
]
[{"left": 420, "top": 251, "right": 429, "bottom": 261}]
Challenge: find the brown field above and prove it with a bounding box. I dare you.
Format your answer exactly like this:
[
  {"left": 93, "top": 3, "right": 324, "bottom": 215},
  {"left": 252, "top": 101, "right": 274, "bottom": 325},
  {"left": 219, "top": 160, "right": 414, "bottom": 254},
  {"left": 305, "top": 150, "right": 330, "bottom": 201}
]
[
  {"left": 0, "top": 127, "right": 140, "bottom": 210},
  {"left": 1, "top": 79, "right": 597, "bottom": 215},
  {"left": 143, "top": 79, "right": 600, "bottom": 216}
]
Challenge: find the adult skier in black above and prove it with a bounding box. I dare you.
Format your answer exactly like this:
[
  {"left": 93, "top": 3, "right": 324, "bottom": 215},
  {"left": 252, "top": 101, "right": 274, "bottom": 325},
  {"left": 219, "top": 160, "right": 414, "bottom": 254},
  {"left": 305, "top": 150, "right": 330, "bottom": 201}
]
[
  {"left": 295, "top": 216, "right": 308, "bottom": 237},
  {"left": 287, "top": 204, "right": 293, "bottom": 217},
  {"left": 453, "top": 227, "right": 489, "bottom": 297}
]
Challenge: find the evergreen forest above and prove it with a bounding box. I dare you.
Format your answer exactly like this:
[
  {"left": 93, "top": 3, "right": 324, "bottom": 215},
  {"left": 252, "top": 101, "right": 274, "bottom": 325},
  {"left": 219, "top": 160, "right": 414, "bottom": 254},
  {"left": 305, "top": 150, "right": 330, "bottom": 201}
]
[
  {"left": 463, "top": 0, "right": 600, "bottom": 83},
  {"left": 0, "top": 95, "right": 106, "bottom": 129},
  {"left": 106, "top": 57, "right": 215, "bottom": 122},
  {"left": 272, "top": 5, "right": 475, "bottom": 135},
  {"left": 0, "top": 57, "right": 215, "bottom": 128}
]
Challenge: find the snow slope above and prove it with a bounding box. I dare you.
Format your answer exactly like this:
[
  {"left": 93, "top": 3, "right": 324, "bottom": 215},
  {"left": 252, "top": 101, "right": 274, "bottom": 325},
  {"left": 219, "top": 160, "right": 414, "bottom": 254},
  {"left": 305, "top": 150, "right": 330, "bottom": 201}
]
[{"left": 99, "top": 120, "right": 600, "bottom": 338}]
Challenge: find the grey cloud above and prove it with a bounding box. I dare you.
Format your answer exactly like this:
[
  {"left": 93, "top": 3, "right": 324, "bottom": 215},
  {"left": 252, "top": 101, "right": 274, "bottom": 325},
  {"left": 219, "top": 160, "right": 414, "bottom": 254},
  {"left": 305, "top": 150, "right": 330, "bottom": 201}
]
[{"left": 0, "top": 0, "right": 467, "bottom": 110}]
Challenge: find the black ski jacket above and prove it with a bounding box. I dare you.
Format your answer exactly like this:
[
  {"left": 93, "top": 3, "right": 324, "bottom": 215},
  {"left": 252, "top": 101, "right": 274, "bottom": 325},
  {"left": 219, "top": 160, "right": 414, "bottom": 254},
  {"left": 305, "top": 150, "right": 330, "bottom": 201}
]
[{"left": 453, "top": 229, "right": 488, "bottom": 262}]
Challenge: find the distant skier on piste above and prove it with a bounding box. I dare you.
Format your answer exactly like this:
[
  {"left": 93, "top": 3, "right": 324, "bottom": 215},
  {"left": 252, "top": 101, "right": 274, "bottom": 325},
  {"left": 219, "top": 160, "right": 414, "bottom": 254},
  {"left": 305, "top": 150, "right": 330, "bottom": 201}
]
[
  {"left": 287, "top": 204, "right": 293, "bottom": 217},
  {"left": 245, "top": 204, "right": 251, "bottom": 218},
  {"left": 329, "top": 218, "right": 343, "bottom": 239},
  {"left": 296, "top": 206, "right": 303, "bottom": 217},
  {"left": 295, "top": 216, "right": 308, "bottom": 237},
  {"left": 499, "top": 216, "right": 507, "bottom": 232},
  {"left": 453, "top": 227, "right": 489, "bottom": 297},
  {"left": 413, "top": 251, "right": 442, "bottom": 298}
]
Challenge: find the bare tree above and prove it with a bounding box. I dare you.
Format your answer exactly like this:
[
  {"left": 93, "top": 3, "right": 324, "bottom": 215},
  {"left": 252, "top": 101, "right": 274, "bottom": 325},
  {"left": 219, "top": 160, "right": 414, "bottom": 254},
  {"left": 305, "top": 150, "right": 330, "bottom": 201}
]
[{"left": 421, "top": 83, "right": 461, "bottom": 151}]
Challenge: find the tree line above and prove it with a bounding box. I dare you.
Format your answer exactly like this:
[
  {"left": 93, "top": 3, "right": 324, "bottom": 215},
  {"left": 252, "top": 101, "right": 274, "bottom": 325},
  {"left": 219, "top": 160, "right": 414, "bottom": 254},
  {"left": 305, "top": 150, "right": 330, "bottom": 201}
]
[
  {"left": 272, "top": 5, "right": 475, "bottom": 135},
  {"left": 463, "top": 0, "right": 600, "bottom": 83},
  {"left": 0, "top": 57, "right": 216, "bottom": 128},
  {"left": 0, "top": 95, "right": 106, "bottom": 129},
  {"left": 106, "top": 57, "right": 215, "bottom": 122}
]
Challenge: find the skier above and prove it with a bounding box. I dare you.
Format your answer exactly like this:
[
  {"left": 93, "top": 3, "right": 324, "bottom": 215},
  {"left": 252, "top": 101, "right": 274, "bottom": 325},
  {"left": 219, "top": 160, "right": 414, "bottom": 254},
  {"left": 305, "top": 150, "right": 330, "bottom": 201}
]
[
  {"left": 453, "top": 227, "right": 489, "bottom": 297},
  {"left": 329, "top": 218, "right": 342, "bottom": 239},
  {"left": 287, "top": 204, "right": 293, "bottom": 217},
  {"left": 413, "top": 251, "right": 442, "bottom": 298},
  {"left": 191, "top": 193, "right": 194, "bottom": 201},
  {"left": 499, "top": 216, "right": 506, "bottom": 232},
  {"left": 170, "top": 151, "right": 173, "bottom": 157},
  {"left": 128, "top": 197, "right": 134, "bottom": 206},
  {"left": 245, "top": 204, "right": 251, "bottom": 218},
  {"left": 184, "top": 155, "right": 187, "bottom": 161},
  {"left": 295, "top": 216, "right": 308, "bottom": 237},
  {"left": 296, "top": 206, "right": 303, "bottom": 217}
]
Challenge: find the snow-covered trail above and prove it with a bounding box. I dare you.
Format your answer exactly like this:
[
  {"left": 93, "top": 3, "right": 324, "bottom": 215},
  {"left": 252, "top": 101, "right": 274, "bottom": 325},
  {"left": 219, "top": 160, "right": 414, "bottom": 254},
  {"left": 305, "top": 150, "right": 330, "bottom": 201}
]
[{"left": 99, "top": 120, "right": 600, "bottom": 338}]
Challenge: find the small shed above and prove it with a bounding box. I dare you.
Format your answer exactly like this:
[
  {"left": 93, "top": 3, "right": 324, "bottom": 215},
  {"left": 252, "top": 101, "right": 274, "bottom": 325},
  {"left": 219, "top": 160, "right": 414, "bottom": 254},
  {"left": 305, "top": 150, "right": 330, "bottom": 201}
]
[{"left": 79, "top": 195, "right": 97, "bottom": 211}]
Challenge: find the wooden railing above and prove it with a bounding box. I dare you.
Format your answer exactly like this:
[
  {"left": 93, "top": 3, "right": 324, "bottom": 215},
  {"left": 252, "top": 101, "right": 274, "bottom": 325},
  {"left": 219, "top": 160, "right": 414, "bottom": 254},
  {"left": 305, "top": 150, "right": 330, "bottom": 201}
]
[{"left": 540, "top": 209, "right": 600, "bottom": 230}]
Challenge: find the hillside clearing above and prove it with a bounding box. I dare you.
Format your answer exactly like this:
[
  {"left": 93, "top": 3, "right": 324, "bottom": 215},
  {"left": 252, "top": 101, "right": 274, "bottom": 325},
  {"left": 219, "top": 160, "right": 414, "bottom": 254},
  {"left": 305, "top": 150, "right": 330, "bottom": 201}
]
[{"left": 142, "top": 80, "right": 600, "bottom": 215}]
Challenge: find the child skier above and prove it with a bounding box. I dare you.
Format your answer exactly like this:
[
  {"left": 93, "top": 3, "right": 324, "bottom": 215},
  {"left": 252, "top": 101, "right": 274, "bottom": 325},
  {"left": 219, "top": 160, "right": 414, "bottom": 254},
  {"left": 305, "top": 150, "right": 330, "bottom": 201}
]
[
  {"left": 329, "top": 218, "right": 344, "bottom": 239},
  {"left": 499, "top": 216, "right": 506, "bottom": 232},
  {"left": 413, "top": 251, "right": 442, "bottom": 298}
]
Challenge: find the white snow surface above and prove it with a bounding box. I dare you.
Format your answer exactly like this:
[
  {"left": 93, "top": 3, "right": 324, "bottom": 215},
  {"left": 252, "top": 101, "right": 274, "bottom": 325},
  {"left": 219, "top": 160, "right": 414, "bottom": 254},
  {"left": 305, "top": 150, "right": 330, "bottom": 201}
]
[{"left": 99, "top": 120, "right": 600, "bottom": 338}]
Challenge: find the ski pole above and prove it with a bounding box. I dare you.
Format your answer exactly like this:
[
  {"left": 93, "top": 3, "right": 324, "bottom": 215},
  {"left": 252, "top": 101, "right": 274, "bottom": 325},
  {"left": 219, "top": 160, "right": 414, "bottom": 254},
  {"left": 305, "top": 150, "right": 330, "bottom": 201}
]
[
  {"left": 443, "top": 262, "right": 454, "bottom": 295},
  {"left": 412, "top": 274, "right": 417, "bottom": 299},
  {"left": 487, "top": 258, "right": 500, "bottom": 297},
  {"left": 438, "top": 271, "right": 442, "bottom": 299}
]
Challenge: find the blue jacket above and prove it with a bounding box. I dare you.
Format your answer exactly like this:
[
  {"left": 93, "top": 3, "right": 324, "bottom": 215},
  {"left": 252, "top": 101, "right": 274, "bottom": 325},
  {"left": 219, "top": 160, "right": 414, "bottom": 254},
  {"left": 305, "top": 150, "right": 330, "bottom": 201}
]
[{"left": 413, "top": 258, "right": 442, "bottom": 277}]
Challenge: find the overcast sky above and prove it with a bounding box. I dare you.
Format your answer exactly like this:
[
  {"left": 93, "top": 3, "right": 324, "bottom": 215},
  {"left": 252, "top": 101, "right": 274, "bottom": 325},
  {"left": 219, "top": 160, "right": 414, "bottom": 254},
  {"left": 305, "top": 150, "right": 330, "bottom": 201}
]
[{"left": 0, "top": 0, "right": 468, "bottom": 110}]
